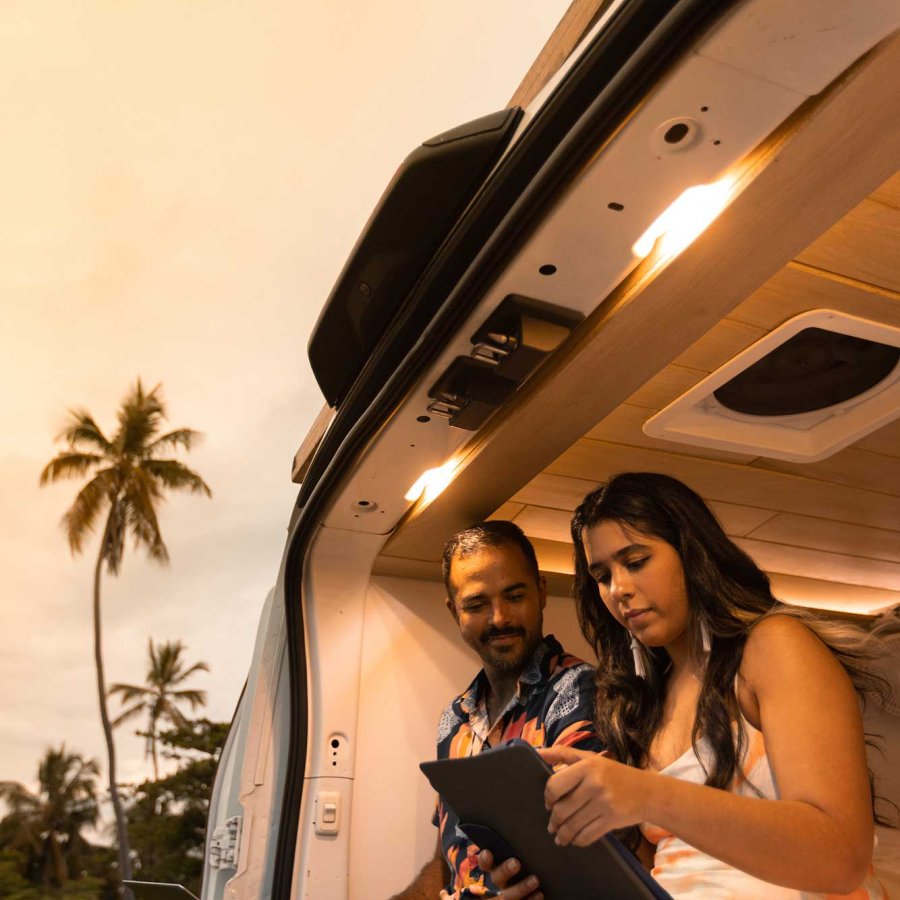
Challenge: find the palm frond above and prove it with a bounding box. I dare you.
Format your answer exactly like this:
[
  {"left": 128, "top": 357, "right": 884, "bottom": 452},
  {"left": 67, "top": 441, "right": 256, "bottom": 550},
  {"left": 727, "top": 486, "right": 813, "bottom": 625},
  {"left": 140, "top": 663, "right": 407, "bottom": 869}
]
[
  {"left": 115, "top": 380, "right": 165, "bottom": 457},
  {"left": 170, "top": 688, "right": 207, "bottom": 709},
  {"left": 56, "top": 411, "right": 112, "bottom": 454},
  {"left": 103, "top": 496, "right": 127, "bottom": 574},
  {"left": 123, "top": 472, "right": 169, "bottom": 564},
  {"left": 147, "top": 428, "right": 203, "bottom": 457},
  {"left": 39, "top": 452, "right": 104, "bottom": 487},
  {"left": 108, "top": 682, "right": 151, "bottom": 704},
  {"left": 169, "top": 660, "right": 211, "bottom": 684},
  {"left": 140, "top": 459, "right": 212, "bottom": 497},
  {"left": 110, "top": 702, "right": 147, "bottom": 728},
  {"left": 60, "top": 469, "right": 118, "bottom": 555}
]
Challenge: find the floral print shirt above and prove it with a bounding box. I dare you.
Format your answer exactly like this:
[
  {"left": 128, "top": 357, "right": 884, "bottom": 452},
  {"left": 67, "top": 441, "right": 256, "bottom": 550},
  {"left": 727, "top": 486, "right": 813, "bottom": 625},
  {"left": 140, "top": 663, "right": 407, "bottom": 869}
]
[{"left": 433, "top": 634, "right": 601, "bottom": 898}]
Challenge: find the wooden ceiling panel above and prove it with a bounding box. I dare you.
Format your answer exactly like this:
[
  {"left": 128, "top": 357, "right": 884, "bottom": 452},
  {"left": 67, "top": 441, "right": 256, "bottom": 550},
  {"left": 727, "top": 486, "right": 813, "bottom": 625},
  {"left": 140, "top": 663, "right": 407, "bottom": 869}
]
[
  {"left": 750, "top": 447, "right": 900, "bottom": 497},
  {"left": 764, "top": 573, "right": 897, "bottom": 614},
  {"left": 733, "top": 537, "right": 900, "bottom": 591},
  {"left": 625, "top": 365, "right": 705, "bottom": 410},
  {"left": 854, "top": 418, "right": 900, "bottom": 459},
  {"left": 488, "top": 501, "right": 525, "bottom": 522},
  {"left": 728, "top": 263, "right": 900, "bottom": 332},
  {"left": 586, "top": 403, "right": 758, "bottom": 463},
  {"left": 548, "top": 439, "right": 900, "bottom": 531},
  {"left": 671, "top": 319, "right": 766, "bottom": 372},
  {"left": 797, "top": 197, "right": 900, "bottom": 293},
  {"left": 747, "top": 513, "right": 900, "bottom": 563},
  {"left": 870, "top": 171, "right": 900, "bottom": 211},
  {"left": 514, "top": 505, "right": 572, "bottom": 543},
  {"left": 513, "top": 472, "right": 600, "bottom": 510}
]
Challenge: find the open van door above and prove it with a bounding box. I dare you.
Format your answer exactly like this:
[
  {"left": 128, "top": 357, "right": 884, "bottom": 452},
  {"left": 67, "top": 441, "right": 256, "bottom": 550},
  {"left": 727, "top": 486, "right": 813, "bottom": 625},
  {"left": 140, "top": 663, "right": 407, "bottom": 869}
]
[{"left": 198, "top": 1, "right": 900, "bottom": 898}]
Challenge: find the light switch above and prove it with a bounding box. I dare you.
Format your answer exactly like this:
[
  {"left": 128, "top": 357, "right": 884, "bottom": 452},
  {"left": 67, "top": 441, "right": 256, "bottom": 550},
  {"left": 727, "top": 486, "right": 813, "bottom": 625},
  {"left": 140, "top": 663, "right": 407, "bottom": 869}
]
[{"left": 314, "top": 791, "right": 341, "bottom": 835}]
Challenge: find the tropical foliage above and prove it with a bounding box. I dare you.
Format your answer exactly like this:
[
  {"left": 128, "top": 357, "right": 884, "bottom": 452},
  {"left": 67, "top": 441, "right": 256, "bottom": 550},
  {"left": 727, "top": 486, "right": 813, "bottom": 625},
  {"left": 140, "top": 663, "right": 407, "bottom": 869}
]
[
  {"left": 126, "top": 719, "right": 230, "bottom": 896},
  {"left": 0, "top": 747, "right": 115, "bottom": 899},
  {"left": 0, "top": 720, "right": 230, "bottom": 899},
  {"left": 40, "top": 381, "right": 212, "bottom": 883},
  {"left": 109, "top": 640, "right": 209, "bottom": 780}
]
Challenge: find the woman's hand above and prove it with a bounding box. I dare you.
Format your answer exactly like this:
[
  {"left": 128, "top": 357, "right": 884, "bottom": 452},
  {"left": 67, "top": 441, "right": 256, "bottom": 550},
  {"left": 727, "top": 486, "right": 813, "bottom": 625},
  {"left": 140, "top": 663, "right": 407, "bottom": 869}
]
[
  {"left": 476, "top": 849, "right": 543, "bottom": 900},
  {"left": 540, "top": 746, "right": 650, "bottom": 847}
]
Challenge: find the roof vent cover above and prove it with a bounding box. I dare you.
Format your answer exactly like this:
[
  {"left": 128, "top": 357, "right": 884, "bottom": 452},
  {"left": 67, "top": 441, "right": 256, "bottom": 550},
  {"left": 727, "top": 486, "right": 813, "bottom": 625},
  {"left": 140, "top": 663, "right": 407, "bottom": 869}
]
[
  {"left": 644, "top": 310, "right": 900, "bottom": 463},
  {"left": 713, "top": 327, "right": 900, "bottom": 417}
]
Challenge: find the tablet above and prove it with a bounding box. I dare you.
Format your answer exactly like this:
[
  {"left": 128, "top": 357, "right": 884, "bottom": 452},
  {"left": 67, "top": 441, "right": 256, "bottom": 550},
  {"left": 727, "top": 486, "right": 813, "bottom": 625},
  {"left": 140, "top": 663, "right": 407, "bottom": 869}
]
[
  {"left": 420, "top": 741, "right": 672, "bottom": 900},
  {"left": 122, "top": 881, "right": 199, "bottom": 899}
]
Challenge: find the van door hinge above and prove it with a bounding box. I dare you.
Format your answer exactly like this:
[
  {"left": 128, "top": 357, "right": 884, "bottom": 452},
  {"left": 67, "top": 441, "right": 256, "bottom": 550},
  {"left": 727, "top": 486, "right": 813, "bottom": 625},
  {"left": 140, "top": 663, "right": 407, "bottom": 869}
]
[{"left": 209, "top": 815, "right": 242, "bottom": 870}]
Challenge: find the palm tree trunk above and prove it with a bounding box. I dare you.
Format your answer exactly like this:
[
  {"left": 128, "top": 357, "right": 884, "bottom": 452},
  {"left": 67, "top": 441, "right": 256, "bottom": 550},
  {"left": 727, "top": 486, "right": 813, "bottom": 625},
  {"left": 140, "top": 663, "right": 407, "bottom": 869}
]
[
  {"left": 93, "top": 523, "right": 134, "bottom": 895},
  {"left": 151, "top": 727, "right": 159, "bottom": 782}
]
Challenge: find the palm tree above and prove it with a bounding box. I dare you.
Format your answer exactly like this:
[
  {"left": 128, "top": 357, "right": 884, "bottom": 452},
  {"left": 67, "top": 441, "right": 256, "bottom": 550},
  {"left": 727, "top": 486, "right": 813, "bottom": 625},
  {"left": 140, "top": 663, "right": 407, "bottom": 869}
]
[
  {"left": 110, "top": 639, "right": 210, "bottom": 780},
  {"left": 40, "top": 380, "right": 212, "bottom": 886},
  {"left": 0, "top": 746, "right": 99, "bottom": 888}
]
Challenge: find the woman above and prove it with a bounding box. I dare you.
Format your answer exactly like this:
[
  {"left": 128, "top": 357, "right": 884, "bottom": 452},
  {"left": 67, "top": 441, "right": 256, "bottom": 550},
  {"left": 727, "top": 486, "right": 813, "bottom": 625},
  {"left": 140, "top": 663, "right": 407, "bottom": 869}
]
[{"left": 482, "top": 472, "right": 886, "bottom": 899}]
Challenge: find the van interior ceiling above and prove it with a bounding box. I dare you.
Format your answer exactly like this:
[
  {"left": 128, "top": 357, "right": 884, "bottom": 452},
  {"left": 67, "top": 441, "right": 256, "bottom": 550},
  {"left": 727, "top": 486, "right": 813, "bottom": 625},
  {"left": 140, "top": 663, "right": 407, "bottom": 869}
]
[{"left": 200, "top": 2, "right": 900, "bottom": 899}]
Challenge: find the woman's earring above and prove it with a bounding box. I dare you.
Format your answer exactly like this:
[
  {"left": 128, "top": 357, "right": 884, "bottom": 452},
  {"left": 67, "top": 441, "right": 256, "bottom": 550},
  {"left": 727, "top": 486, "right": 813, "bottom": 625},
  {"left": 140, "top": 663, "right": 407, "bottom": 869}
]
[
  {"left": 631, "top": 635, "right": 647, "bottom": 679},
  {"left": 700, "top": 620, "right": 712, "bottom": 654}
]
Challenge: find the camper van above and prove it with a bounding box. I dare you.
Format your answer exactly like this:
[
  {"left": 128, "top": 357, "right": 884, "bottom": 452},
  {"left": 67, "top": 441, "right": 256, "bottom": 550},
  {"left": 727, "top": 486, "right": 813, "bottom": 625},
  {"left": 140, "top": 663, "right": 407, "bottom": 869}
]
[{"left": 188, "top": 1, "right": 900, "bottom": 897}]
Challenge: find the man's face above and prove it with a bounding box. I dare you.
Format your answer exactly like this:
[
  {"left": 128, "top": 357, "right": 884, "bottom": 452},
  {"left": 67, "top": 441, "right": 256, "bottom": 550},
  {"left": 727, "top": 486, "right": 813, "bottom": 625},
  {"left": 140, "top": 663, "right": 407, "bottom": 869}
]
[{"left": 446, "top": 543, "right": 546, "bottom": 680}]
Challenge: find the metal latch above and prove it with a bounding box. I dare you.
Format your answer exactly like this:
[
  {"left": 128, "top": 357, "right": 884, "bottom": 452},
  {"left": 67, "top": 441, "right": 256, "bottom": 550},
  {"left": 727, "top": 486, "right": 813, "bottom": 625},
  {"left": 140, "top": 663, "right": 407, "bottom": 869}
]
[{"left": 209, "top": 815, "right": 242, "bottom": 870}]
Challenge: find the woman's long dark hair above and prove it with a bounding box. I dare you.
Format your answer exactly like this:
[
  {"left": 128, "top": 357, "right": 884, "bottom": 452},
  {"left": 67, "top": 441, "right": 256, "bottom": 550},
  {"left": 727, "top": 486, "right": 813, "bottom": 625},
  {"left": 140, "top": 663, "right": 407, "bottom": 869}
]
[{"left": 571, "top": 472, "right": 886, "bottom": 816}]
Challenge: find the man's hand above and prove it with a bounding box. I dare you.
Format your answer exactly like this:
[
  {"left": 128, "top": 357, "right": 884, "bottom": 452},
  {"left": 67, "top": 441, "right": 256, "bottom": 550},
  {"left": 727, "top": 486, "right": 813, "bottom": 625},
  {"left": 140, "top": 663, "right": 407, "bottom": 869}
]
[{"left": 475, "top": 849, "right": 543, "bottom": 900}]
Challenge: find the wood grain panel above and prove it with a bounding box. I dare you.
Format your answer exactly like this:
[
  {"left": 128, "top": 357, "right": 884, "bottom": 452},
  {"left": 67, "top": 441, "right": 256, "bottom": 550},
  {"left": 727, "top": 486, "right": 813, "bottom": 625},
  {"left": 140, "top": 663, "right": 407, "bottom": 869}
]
[
  {"left": 728, "top": 264, "right": 900, "bottom": 333},
  {"left": 672, "top": 320, "right": 767, "bottom": 372},
  {"left": 512, "top": 496, "right": 775, "bottom": 543},
  {"left": 766, "top": 573, "right": 897, "bottom": 615},
  {"left": 854, "top": 417, "right": 900, "bottom": 459},
  {"left": 586, "top": 403, "right": 758, "bottom": 463},
  {"left": 512, "top": 472, "right": 599, "bottom": 510},
  {"left": 708, "top": 501, "right": 777, "bottom": 536},
  {"left": 514, "top": 505, "right": 572, "bottom": 543},
  {"left": 797, "top": 197, "right": 900, "bottom": 293},
  {"left": 734, "top": 537, "right": 900, "bottom": 590},
  {"left": 872, "top": 171, "right": 900, "bottom": 210},
  {"left": 548, "top": 439, "right": 900, "bottom": 531},
  {"left": 488, "top": 501, "right": 525, "bottom": 522},
  {"left": 627, "top": 366, "right": 706, "bottom": 410},
  {"left": 752, "top": 447, "right": 900, "bottom": 497},
  {"left": 748, "top": 513, "right": 900, "bottom": 563}
]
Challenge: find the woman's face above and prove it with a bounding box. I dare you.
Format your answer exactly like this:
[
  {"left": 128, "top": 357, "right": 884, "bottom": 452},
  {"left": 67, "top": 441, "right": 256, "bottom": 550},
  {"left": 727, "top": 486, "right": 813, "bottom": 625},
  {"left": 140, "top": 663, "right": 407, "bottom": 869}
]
[{"left": 581, "top": 519, "right": 690, "bottom": 649}]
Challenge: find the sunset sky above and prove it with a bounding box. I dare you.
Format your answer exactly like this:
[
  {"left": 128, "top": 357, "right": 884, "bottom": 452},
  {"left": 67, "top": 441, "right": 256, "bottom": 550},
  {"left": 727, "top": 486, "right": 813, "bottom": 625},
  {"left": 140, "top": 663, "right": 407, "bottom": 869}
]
[{"left": 0, "top": 0, "right": 570, "bottom": 792}]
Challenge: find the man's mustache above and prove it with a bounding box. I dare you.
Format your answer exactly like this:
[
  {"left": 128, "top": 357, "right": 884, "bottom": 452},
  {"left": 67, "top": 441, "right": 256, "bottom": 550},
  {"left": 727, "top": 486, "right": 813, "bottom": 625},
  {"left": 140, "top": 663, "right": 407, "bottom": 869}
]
[{"left": 480, "top": 626, "right": 526, "bottom": 643}]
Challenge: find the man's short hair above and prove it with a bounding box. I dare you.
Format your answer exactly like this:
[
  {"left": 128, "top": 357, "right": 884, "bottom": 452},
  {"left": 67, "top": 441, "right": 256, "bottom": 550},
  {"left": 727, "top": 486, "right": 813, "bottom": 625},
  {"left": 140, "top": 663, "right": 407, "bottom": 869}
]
[{"left": 441, "top": 520, "right": 540, "bottom": 595}]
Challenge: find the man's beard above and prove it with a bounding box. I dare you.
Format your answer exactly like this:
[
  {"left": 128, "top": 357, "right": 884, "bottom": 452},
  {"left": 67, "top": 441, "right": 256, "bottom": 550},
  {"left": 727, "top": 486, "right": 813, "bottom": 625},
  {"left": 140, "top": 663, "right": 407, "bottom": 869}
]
[{"left": 477, "top": 625, "right": 537, "bottom": 672}]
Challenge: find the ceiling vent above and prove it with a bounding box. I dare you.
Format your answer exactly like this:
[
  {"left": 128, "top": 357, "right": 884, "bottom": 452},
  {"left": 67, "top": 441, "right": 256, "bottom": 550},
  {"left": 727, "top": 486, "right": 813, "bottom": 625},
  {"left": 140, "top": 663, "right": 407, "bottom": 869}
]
[{"left": 644, "top": 310, "right": 900, "bottom": 462}]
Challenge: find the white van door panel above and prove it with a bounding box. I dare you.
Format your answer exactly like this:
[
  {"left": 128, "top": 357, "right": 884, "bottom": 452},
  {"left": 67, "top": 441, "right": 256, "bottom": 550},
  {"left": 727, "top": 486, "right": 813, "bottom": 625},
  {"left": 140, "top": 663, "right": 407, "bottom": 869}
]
[
  {"left": 203, "top": 586, "right": 291, "bottom": 900},
  {"left": 292, "top": 526, "right": 386, "bottom": 899}
]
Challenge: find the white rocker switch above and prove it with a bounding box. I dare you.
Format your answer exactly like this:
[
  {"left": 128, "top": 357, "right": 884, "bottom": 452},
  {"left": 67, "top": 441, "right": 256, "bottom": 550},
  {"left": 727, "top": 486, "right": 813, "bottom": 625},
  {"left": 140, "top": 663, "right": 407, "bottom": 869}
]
[{"left": 314, "top": 791, "right": 341, "bottom": 835}]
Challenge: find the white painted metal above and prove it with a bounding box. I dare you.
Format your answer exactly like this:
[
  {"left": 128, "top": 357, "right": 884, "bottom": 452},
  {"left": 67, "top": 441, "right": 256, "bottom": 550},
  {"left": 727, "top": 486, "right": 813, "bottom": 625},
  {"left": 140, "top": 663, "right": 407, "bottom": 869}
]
[
  {"left": 291, "top": 526, "right": 387, "bottom": 899},
  {"left": 202, "top": 585, "right": 291, "bottom": 900}
]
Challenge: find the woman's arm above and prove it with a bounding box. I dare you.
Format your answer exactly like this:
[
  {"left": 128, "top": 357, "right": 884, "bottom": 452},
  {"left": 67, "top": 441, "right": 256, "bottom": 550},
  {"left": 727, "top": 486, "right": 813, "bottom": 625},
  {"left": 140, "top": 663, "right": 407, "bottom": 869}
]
[{"left": 543, "top": 615, "right": 874, "bottom": 893}]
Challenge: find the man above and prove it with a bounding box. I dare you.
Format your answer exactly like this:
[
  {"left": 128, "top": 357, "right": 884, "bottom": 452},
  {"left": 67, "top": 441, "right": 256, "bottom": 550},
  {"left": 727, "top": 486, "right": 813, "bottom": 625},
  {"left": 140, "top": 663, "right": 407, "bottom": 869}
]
[{"left": 392, "top": 520, "right": 601, "bottom": 899}]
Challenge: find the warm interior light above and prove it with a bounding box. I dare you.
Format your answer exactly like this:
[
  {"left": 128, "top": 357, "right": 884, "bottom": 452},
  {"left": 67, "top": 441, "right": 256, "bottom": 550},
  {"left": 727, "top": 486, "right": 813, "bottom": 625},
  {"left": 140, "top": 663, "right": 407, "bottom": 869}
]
[
  {"left": 632, "top": 176, "right": 735, "bottom": 259},
  {"left": 404, "top": 459, "right": 459, "bottom": 504}
]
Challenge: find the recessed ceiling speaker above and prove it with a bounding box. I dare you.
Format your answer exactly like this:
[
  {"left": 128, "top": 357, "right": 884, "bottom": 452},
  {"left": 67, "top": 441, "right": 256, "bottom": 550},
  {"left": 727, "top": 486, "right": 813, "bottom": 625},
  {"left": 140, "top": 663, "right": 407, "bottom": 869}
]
[{"left": 643, "top": 310, "right": 900, "bottom": 462}]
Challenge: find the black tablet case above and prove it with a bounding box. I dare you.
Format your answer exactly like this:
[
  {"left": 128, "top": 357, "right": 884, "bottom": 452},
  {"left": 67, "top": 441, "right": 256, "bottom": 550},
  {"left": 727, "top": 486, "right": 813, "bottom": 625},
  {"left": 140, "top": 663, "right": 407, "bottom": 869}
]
[
  {"left": 122, "top": 881, "right": 198, "bottom": 899},
  {"left": 420, "top": 742, "right": 672, "bottom": 900}
]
